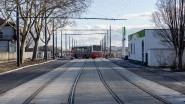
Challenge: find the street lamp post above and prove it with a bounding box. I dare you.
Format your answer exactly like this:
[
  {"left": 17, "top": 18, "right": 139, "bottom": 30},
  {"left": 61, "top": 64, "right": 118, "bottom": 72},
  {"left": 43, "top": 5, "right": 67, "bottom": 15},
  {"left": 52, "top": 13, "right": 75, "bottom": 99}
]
[{"left": 16, "top": 5, "right": 20, "bottom": 67}]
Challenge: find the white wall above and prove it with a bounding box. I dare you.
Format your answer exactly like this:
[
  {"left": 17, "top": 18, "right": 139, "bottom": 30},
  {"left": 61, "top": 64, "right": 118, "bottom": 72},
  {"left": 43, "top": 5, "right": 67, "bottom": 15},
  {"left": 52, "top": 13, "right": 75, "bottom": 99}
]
[
  {"left": 129, "top": 35, "right": 144, "bottom": 62},
  {"left": 145, "top": 30, "right": 167, "bottom": 63},
  {"left": 37, "top": 51, "right": 52, "bottom": 59},
  {"left": 148, "top": 49, "right": 185, "bottom": 66},
  {"left": 128, "top": 29, "right": 185, "bottom": 66},
  {"left": 145, "top": 30, "right": 166, "bottom": 51},
  {"left": 0, "top": 52, "right": 32, "bottom": 61},
  {"left": 148, "top": 49, "right": 174, "bottom": 66},
  {"left": 24, "top": 52, "right": 33, "bottom": 59}
]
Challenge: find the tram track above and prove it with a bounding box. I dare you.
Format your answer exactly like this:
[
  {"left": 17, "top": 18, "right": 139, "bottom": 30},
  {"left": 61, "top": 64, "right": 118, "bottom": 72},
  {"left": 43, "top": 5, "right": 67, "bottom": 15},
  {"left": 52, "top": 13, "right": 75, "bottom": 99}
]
[
  {"left": 22, "top": 59, "right": 86, "bottom": 104},
  {"left": 99, "top": 58, "right": 171, "bottom": 104},
  {"left": 23, "top": 70, "right": 66, "bottom": 104},
  {"left": 94, "top": 59, "right": 125, "bottom": 104},
  {"left": 68, "top": 59, "right": 86, "bottom": 104}
]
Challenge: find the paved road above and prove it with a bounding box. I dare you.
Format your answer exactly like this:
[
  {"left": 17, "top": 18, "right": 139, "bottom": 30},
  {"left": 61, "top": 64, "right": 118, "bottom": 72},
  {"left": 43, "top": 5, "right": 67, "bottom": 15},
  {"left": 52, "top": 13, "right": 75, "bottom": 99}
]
[
  {"left": 0, "top": 59, "right": 70, "bottom": 94},
  {"left": 109, "top": 58, "right": 185, "bottom": 95},
  {"left": 1, "top": 58, "right": 185, "bottom": 104},
  {"left": 96, "top": 59, "right": 164, "bottom": 104},
  {"left": 75, "top": 59, "right": 117, "bottom": 104}
]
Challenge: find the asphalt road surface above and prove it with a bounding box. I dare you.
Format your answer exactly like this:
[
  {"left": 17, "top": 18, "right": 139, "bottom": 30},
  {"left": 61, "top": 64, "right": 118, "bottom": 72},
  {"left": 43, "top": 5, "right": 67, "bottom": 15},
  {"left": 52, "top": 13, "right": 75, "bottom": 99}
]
[
  {"left": 0, "top": 59, "right": 70, "bottom": 94},
  {"left": 0, "top": 58, "right": 185, "bottom": 104}
]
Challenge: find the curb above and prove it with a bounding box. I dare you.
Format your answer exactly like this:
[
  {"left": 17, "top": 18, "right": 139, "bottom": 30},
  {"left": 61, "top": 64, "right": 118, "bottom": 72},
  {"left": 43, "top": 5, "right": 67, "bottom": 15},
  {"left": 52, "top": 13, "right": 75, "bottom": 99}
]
[{"left": 0, "top": 60, "right": 55, "bottom": 76}]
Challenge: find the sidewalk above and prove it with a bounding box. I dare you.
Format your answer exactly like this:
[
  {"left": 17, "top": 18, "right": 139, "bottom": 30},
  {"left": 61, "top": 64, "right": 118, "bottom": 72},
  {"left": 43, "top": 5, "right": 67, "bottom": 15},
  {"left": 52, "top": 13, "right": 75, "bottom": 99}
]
[{"left": 109, "top": 58, "right": 185, "bottom": 95}]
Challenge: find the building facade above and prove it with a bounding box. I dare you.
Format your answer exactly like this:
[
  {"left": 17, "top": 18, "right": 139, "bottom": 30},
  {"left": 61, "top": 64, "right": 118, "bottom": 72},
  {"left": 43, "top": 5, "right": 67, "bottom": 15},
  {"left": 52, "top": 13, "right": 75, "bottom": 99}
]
[
  {"left": 128, "top": 29, "right": 178, "bottom": 66},
  {"left": 0, "top": 18, "right": 16, "bottom": 52}
]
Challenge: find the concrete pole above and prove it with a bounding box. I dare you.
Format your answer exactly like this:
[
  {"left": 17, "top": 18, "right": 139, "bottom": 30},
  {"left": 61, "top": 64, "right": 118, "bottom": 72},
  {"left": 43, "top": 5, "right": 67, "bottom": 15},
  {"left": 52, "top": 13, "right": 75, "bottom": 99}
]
[
  {"left": 69, "top": 36, "right": 70, "bottom": 57},
  {"left": 122, "top": 27, "right": 126, "bottom": 58},
  {"left": 107, "top": 30, "right": 109, "bottom": 50},
  {"left": 65, "top": 34, "right": 67, "bottom": 57},
  {"left": 110, "top": 25, "right": 112, "bottom": 57},
  {"left": 61, "top": 30, "right": 62, "bottom": 58},
  {"left": 72, "top": 38, "right": 73, "bottom": 48},
  {"left": 56, "top": 30, "right": 57, "bottom": 57},
  {"left": 74, "top": 39, "right": 75, "bottom": 47},
  {"left": 52, "top": 18, "right": 55, "bottom": 59}
]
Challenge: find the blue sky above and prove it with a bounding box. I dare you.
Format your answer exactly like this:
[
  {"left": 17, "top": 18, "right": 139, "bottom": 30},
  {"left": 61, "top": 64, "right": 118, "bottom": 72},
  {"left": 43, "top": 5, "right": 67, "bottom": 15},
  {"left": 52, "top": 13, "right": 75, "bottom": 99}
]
[{"left": 54, "top": 0, "right": 158, "bottom": 48}]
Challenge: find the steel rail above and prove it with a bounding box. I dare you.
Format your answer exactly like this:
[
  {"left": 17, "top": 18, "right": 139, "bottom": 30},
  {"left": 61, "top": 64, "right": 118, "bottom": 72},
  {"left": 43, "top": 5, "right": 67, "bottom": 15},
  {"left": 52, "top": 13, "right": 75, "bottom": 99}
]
[
  {"left": 68, "top": 59, "right": 86, "bottom": 104},
  {"left": 94, "top": 59, "right": 125, "bottom": 104},
  {"left": 23, "top": 62, "right": 75, "bottom": 104},
  {"left": 100, "top": 59, "right": 172, "bottom": 104}
]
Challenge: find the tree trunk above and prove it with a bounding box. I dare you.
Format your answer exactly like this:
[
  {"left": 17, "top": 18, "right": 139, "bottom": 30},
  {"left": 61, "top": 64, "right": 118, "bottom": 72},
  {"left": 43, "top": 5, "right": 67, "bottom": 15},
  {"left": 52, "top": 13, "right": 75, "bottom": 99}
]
[
  {"left": 20, "top": 37, "right": 26, "bottom": 64},
  {"left": 177, "top": 49, "right": 184, "bottom": 70},
  {"left": 44, "top": 43, "right": 48, "bottom": 60},
  {"left": 31, "top": 39, "right": 39, "bottom": 61}
]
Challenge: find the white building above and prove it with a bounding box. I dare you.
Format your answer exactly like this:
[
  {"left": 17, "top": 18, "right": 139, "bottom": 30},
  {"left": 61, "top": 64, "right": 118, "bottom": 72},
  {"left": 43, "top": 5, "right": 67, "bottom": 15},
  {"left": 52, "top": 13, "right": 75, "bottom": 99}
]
[
  {"left": 128, "top": 29, "right": 181, "bottom": 66},
  {"left": 37, "top": 51, "right": 52, "bottom": 59}
]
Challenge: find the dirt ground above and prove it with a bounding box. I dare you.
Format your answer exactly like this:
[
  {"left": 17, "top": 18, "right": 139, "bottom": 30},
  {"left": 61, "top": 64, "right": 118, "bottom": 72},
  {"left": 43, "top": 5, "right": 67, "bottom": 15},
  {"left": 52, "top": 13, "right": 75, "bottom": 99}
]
[{"left": 0, "top": 60, "right": 46, "bottom": 73}]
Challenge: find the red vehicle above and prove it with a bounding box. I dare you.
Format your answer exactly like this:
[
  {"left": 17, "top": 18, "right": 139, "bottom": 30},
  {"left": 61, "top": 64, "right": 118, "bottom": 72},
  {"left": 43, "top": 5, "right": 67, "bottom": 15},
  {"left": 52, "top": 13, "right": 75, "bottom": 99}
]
[
  {"left": 91, "top": 45, "right": 102, "bottom": 59},
  {"left": 71, "top": 45, "right": 102, "bottom": 59}
]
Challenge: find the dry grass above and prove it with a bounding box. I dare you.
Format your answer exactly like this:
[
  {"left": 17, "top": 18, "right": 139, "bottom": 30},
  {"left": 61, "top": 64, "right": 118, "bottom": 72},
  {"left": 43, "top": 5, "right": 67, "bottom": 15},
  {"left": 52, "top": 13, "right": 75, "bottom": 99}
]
[{"left": 0, "top": 60, "right": 46, "bottom": 73}]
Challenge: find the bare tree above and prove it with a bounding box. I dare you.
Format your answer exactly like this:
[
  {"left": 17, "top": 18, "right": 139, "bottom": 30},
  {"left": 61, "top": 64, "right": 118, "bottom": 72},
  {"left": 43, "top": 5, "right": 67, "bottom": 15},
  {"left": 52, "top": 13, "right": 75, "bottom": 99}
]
[
  {"left": 152, "top": 0, "right": 185, "bottom": 71},
  {"left": 30, "top": 0, "right": 92, "bottom": 61},
  {"left": 0, "top": 1, "right": 15, "bottom": 29},
  {"left": 0, "top": 0, "right": 92, "bottom": 63},
  {"left": 25, "top": 33, "right": 34, "bottom": 51}
]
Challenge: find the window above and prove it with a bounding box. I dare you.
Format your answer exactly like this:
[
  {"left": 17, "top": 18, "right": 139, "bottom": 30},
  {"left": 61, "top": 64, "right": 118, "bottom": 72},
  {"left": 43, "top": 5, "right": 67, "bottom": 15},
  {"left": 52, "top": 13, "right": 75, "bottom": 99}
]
[{"left": 93, "top": 45, "right": 101, "bottom": 51}]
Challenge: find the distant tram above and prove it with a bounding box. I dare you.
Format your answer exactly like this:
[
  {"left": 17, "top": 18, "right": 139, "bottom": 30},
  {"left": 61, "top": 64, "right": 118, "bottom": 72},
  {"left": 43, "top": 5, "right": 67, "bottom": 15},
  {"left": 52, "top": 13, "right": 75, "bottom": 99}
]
[{"left": 71, "top": 45, "right": 102, "bottom": 59}]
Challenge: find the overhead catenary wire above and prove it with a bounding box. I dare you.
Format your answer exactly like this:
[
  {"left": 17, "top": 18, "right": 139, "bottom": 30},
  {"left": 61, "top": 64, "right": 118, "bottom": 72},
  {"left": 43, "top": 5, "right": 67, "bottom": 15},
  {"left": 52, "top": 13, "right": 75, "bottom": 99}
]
[
  {"left": 117, "top": 0, "right": 132, "bottom": 17},
  {"left": 62, "top": 29, "right": 107, "bottom": 31},
  {"left": 22, "top": 16, "right": 127, "bottom": 21},
  {"left": 64, "top": 33, "right": 106, "bottom": 35}
]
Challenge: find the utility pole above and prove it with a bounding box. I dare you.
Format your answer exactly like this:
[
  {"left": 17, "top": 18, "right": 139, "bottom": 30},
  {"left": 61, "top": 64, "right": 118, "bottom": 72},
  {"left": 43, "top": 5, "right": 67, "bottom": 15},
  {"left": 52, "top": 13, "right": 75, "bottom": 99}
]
[
  {"left": 61, "top": 30, "right": 62, "bottom": 58},
  {"left": 102, "top": 36, "right": 104, "bottom": 56},
  {"left": 122, "top": 27, "right": 126, "bottom": 58},
  {"left": 16, "top": 5, "right": 20, "bottom": 67},
  {"left": 101, "top": 39, "right": 102, "bottom": 52},
  {"left": 56, "top": 30, "right": 57, "bottom": 57},
  {"left": 110, "top": 25, "right": 111, "bottom": 57},
  {"left": 69, "top": 36, "right": 70, "bottom": 57},
  {"left": 105, "top": 33, "right": 106, "bottom": 49},
  {"left": 44, "top": 8, "right": 47, "bottom": 61},
  {"left": 52, "top": 18, "right": 55, "bottom": 59},
  {"left": 72, "top": 38, "right": 73, "bottom": 48},
  {"left": 65, "top": 34, "right": 67, "bottom": 57},
  {"left": 73, "top": 39, "right": 75, "bottom": 47},
  {"left": 107, "top": 30, "right": 109, "bottom": 51},
  {"left": 104, "top": 34, "right": 106, "bottom": 52}
]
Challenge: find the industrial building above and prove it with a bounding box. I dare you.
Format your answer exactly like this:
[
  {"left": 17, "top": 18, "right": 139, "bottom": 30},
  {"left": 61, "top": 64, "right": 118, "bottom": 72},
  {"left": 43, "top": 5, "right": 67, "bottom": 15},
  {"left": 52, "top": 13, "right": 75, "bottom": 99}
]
[{"left": 128, "top": 29, "right": 183, "bottom": 66}]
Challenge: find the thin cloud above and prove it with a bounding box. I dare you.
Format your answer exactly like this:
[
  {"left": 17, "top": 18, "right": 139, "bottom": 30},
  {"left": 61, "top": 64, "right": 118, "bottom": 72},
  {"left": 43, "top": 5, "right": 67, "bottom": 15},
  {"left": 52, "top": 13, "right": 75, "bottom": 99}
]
[{"left": 123, "top": 11, "right": 155, "bottom": 19}]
